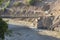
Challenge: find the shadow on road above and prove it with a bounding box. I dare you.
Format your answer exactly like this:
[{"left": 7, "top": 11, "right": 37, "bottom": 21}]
[{"left": 6, "top": 24, "right": 60, "bottom": 40}]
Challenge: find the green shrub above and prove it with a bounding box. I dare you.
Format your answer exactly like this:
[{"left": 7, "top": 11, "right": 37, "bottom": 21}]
[
  {"left": 13, "top": 2, "right": 22, "bottom": 6},
  {"left": 0, "top": 0, "right": 4, "bottom": 5},
  {"left": 0, "top": 18, "right": 8, "bottom": 40},
  {"left": 2, "top": 0, "right": 10, "bottom": 11},
  {"left": 26, "top": 0, "right": 36, "bottom": 5}
]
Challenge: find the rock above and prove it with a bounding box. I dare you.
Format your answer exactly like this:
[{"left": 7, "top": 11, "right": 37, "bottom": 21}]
[{"left": 37, "top": 16, "right": 54, "bottom": 29}]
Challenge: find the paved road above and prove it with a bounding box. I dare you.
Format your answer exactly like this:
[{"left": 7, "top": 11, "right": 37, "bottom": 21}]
[{"left": 5, "top": 22, "right": 60, "bottom": 40}]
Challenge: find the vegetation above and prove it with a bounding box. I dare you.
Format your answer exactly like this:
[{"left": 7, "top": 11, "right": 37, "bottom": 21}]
[
  {"left": 0, "top": 18, "right": 8, "bottom": 40},
  {"left": 0, "top": 0, "right": 10, "bottom": 11},
  {"left": 1, "top": 0, "right": 10, "bottom": 11},
  {"left": 0, "top": 0, "right": 4, "bottom": 5},
  {"left": 13, "top": 1, "right": 22, "bottom": 6},
  {"left": 26, "top": 0, "right": 36, "bottom": 5},
  {"left": 0, "top": 0, "right": 9, "bottom": 40}
]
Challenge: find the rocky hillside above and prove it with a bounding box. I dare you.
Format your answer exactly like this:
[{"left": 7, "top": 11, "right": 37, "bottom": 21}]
[{"left": 0, "top": 0, "right": 60, "bottom": 31}]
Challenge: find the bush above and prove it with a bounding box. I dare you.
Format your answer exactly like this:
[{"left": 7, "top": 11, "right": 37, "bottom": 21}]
[
  {"left": 26, "top": 0, "right": 36, "bottom": 5},
  {"left": 0, "top": 0, "right": 4, "bottom": 5},
  {"left": 2, "top": 0, "right": 10, "bottom": 11},
  {"left": 0, "top": 18, "right": 8, "bottom": 40},
  {"left": 13, "top": 1, "right": 22, "bottom": 6}
]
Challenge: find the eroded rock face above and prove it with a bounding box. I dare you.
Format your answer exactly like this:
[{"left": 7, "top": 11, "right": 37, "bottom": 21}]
[
  {"left": 49, "top": 0, "right": 60, "bottom": 31},
  {"left": 37, "top": 15, "right": 60, "bottom": 32},
  {"left": 37, "top": 16, "right": 54, "bottom": 29}
]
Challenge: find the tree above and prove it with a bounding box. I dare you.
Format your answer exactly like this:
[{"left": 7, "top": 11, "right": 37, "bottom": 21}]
[
  {"left": 0, "top": 0, "right": 8, "bottom": 40},
  {"left": 0, "top": 18, "right": 8, "bottom": 40}
]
